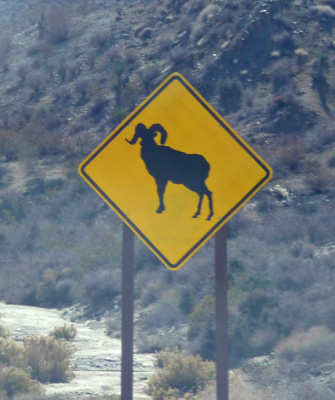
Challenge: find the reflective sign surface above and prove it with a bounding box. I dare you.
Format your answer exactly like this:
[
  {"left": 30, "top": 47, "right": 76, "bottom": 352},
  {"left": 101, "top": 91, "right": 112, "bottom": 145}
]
[{"left": 79, "top": 73, "right": 272, "bottom": 270}]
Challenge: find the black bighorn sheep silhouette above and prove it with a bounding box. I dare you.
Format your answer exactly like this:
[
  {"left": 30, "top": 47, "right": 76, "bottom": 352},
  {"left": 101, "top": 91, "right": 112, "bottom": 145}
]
[{"left": 126, "top": 123, "right": 214, "bottom": 221}]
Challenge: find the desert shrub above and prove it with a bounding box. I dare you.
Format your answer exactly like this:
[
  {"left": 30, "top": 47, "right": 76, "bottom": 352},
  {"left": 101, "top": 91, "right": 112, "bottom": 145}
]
[
  {"left": 328, "top": 154, "right": 335, "bottom": 168},
  {"left": 44, "top": 115, "right": 61, "bottom": 131},
  {"left": 79, "top": 268, "right": 121, "bottom": 308},
  {"left": 53, "top": 85, "right": 71, "bottom": 104},
  {"left": 120, "top": 77, "right": 144, "bottom": 110},
  {"left": 0, "top": 367, "right": 43, "bottom": 399},
  {"left": 273, "top": 139, "right": 306, "bottom": 174},
  {"left": 190, "top": 22, "right": 206, "bottom": 42},
  {"left": 139, "top": 65, "right": 160, "bottom": 91},
  {"left": 0, "top": 324, "right": 10, "bottom": 339},
  {"left": 184, "top": 384, "right": 216, "bottom": 400},
  {"left": 157, "top": 29, "right": 176, "bottom": 52},
  {"left": 169, "top": 47, "right": 186, "bottom": 66},
  {"left": 268, "top": 94, "right": 315, "bottom": 133},
  {"left": 188, "top": 377, "right": 271, "bottom": 400},
  {"left": 123, "top": 49, "right": 137, "bottom": 66},
  {"left": 23, "top": 336, "right": 74, "bottom": 383},
  {"left": 276, "top": 380, "right": 335, "bottom": 400},
  {"left": 0, "top": 338, "right": 25, "bottom": 368},
  {"left": 26, "top": 42, "right": 45, "bottom": 57},
  {"left": 272, "top": 30, "right": 295, "bottom": 55},
  {"left": 111, "top": 107, "right": 128, "bottom": 122},
  {"left": 305, "top": 120, "right": 335, "bottom": 152},
  {"left": 146, "top": 348, "right": 215, "bottom": 399},
  {"left": 105, "top": 318, "right": 121, "bottom": 338},
  {"left": 26, "top": 73, "right": 47, "bottom": 94},
  {"left": 35, "top": 268, "right": 58, "bottom": 307},
  {"left": 91, "top": 31, "right": 111, "bottom": 51},
  {"left": 85, "top": 396, "right": 120, "bottom": 400},
  {"left": 36, "top": 274, "right": 74, "bottom": 308},
  {"left": 311, "top": 54, "right": 329, "bottom": 91},
  {"left": 0, "top": 196, "right": 25, "bottom": 222},
  {"left": 135, "top": 333, "right": 168, "bottom": 354},
  {"left": 239, "top": 293, "right": 277, "bottom": 321},
  {"left": 179, "top": 289, "right": 195, "bottom": 315},
  {"left": 0, "top": 130, "right": 24, "bottom": 162},
  {"left": 295, "top": 48, "right": 309, "bottom": 66},
  {"left": 311, "top": 4, "right": 335, "bottom": 18},
  {"left": 140, "top": 279, "right": 164, "bottom": 307},
  {"left": 89, "top": 97, "right": 109, "bottom": 118},
  {"left": 66, "top": 62, "right": 80, "bottom": 81},
  {"left": 49, "top": 325, "right": 76, "bottom": 341},
  {"left": 243, "top": 88, "right": 256, "bottom": 107},
  {"left": 10, "top": 395, "right": 63, "bottom": 400},
  {"left": 54, "top": 58, "right": 67, "bottom": 82},
  {"left": 274, "top": 326, "right": 335, "bottom": 377},
  {"left": 187, "top": 296, "right": 215, "bottom": 361},
  {"left": 270, "top": 58, "right": 295, "bottom": 93},
  {"left": 54, "top": 279, "right": 75, "bottom": 306},
  {"left": 218, "top": 79, "right": 242, "bottom": 113},
  {"left": 138, "top": 291, "right": 184, "bottom": 333},
  {"left": 311, "top": 67, "right": 328, "bottom": 89},
  {"left": 38, "top": 6, "right": 72, "bottom": 44},
  {"left": 16, "top": 65, "right": 29, "bottom": 82},
  {"left": 304, "top": 164, "right": 333, "bottom": 194},
  {"left": 37, "top": 134, "right": 64, "bottom": 157},
  {"left": 138, "top": 28, "right": 154, "bottom": 40},
  {"left": 0, "top": 37, "right": 11, "bottom": 69},
  {"left": 197, "top": 4, "right": 220, "bottom": 23},
  {"left": 75, "top": 78, "right": 90, "bottom": 98},
  {"left": 228, "top": 292, "right": 280, "bottom": 363}
]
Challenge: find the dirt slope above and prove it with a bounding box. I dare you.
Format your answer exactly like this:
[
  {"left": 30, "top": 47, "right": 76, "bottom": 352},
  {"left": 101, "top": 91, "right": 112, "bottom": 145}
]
[{"left": 0, "top": 302, "right": 155, "bottom": 399}]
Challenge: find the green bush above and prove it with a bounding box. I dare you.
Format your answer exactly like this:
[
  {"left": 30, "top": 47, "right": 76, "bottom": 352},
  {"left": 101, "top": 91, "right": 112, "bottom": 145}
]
[
  {"left": 0, "top": 367, "right": 43, "bottom": 399},
  {"left": 49, "top": 324, "right": 77, "bottom": 341},
  {"left": 23, "top": 336, "right": 74, "bottom": 383},
  {"left": 146, "top": 348, "right": 215, "bottom": 399}
]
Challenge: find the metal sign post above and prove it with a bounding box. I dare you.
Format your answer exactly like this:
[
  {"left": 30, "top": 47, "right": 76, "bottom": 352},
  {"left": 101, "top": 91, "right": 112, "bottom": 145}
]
[
  {"left": 121, "top": 223, "right": 135, "bottom": 400},
  {"left": 215, "top": 225, "right": 229, "bottom": 400}
]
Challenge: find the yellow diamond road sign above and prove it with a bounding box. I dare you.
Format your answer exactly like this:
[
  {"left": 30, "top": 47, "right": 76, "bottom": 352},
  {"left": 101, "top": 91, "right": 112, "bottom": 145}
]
[{"left": 79, "top": 73, "right": 272, "bottom": 270}]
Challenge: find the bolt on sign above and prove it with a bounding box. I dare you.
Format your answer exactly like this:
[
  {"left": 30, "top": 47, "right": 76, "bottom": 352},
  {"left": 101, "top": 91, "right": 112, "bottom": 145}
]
[{"left": 79, "top": 73, "right": 272, "bottom": 270}]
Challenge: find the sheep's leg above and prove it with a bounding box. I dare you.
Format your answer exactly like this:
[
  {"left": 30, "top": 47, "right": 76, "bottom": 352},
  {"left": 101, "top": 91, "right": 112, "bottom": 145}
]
[
  {"left": 193, "top": 194, "right": 204, "bottom": 219},
  {"left": 206, "top": 190, "right": 213, "bottom": 221},
  {"left": 156, "top": 180, "right": 167, "bottom": 214}
]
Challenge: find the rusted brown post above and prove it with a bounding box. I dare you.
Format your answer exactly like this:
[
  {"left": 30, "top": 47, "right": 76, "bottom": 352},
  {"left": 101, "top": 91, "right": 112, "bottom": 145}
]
[
  {"left": 121, "top": 223, "right": 135, "bottom": 400},
  {"left": 215, "top": 225, "right": 229, "bottom": 400}
]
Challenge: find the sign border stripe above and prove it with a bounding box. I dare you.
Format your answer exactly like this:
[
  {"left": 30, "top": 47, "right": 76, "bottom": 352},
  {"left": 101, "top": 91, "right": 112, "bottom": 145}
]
[{"left": 79, "top": 73, "right": 272, "bottom": 270}]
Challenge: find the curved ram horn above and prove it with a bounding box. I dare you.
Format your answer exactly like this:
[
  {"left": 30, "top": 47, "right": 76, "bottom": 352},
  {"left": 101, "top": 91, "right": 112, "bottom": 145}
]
[
  {"left": 126, "top": 123, "right": 147, "bottom": 145},
  {"left": 149, "top": 123, "right": 168, "bottom": 145}
]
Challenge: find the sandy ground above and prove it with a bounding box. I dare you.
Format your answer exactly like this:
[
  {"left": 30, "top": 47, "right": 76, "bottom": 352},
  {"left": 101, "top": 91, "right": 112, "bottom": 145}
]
[{"left": 0, "top": 302, "right": 155, "bottom": 399}]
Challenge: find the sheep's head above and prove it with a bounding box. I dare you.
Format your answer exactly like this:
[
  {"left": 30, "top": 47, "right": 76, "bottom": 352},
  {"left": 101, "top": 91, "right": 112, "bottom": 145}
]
[{"left": 126, "top": 123, "right": 167, "bottom": 145}]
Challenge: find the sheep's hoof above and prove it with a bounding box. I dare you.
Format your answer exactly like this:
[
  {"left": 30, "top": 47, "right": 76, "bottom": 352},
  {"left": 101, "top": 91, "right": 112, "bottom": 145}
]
[
  {"left": 192, "top": 213, "right": 199, "bottom": 219},
  {"left": 156, "top": 207, "right": 165, "bottom": 214}
]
